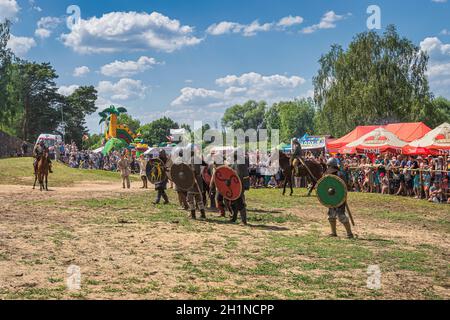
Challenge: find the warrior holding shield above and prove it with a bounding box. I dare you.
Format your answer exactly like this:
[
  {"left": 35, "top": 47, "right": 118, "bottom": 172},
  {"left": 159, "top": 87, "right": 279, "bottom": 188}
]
[
  {"left": 214, "top": 149, "right": 250, "bottom": 225},
  {"left": 317, "top": 158, "right": 354, "bottom": 239},
  {"left": 185, "top": 145, "right": 208, "bottom": 220},
  {"left": 230, "top": 150, "right": 250, "bottom": 225}
]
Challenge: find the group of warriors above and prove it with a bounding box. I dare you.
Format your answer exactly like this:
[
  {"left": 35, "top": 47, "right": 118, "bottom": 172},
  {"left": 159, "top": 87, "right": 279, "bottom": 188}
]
[
  {"left": 136, "top": 141, "right": 355, "bottom": 238},
  {"left": 140, "top": 147, "right": 251, "bottom": 224},
  {"left": 31, "top": 139, "right": 355, "bottom": 238}
]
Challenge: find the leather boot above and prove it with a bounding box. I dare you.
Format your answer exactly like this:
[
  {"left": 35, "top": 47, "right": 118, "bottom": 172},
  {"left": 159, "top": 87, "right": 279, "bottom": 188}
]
[
  {"left": 230, "top": 209, "right": 238, "bottom": 223},
  {"left": 343, "top": 222, "right": 354, "bottom": 239},
  {"left": 190, "top": 210, "right": 196, "bottom": 220},
  {"left": 328, "top": 219, "right": 338, "bottom": 237},
  {"left": 200, "top": 209, "right": 206, "bottom": 220},
  {"left": 240, "top": 208, "right": 248, "bottom": 225}
]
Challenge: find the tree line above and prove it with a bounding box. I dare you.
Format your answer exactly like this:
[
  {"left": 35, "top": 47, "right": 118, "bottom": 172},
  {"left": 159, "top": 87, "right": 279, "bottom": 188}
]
[
  {"left": 0, "top": 20, "right": 97, "bottom": 146},
  {"left": 1, "top": 20, "right": 449, "bottom": 149},
  {"left": 221, "top": 26, "right": 449, "bottom": 139}
]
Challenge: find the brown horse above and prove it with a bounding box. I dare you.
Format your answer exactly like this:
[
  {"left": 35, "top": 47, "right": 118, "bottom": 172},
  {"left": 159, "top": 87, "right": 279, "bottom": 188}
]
[
  {"left": 279, "top": 151, "right": 325, "bottom": 196},
  {"left": 33, "top": 152, "right": 49, "bottom": 191}
]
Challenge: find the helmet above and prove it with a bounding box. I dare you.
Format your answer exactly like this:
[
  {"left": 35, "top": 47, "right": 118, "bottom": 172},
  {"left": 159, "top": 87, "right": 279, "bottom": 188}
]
[
  {"left": 292, "top": 138, "right": 300, "bottom": 145},
  {"left": 327, "top": 157, "right": 338, "bottom": 168}
]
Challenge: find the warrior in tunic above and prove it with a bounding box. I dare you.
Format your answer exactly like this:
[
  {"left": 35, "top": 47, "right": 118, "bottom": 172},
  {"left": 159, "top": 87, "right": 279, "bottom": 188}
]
[
  {"left": 229, "top": 150, "right": 250, "bottom": 225},
  {"left": 117, "top": 153, "right": 131, "bottom": 189},
  {"left": 187, "top": 148, "right": 207, "bottom": 220},
  {"left": 326, "top": 158, "right": 354, "bottom": 239}
]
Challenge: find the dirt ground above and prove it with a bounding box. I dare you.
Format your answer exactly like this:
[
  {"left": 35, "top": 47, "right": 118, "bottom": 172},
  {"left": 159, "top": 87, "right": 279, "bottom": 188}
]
[{"left": 0, "top": 181, "right": 449, "bottom": 300}]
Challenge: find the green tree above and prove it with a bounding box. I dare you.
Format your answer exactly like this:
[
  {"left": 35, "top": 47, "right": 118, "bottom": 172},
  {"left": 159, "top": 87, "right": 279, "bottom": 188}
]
[
  {"left": 222, "top": 100, "right": 267, "bottom": 131},
  {"left": 278, "top": 99, "right": 316, "bottom": 142},
  {"left": 313, "top": 25, "right": 432, "bottom": 137},
  {"left": 8, "top": 61, "right": 61, "bottom": 141},
  {"left": 117, "top": 113, "right": 141, "bottom": 133},
  {"left": 63, "top": 86, "right": 98, "bottom": 146},
  {"left": 264, "top": 104, "right": 281, "bottom": 131},
  {"left": 426, "top": 97, "right": 450, "bottom": 127},
  {"left": 82, "top": 133, "right": 103, "bottom": 150},
  {"left": 0, "top": 20, "right": 16, "bottom": 134},
  {"left": 140, "top": 117, "right": 179, "bottom": 146}
]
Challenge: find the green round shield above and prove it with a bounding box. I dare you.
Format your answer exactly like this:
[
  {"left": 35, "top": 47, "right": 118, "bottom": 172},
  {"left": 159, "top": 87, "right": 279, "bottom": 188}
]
[{"left": 316, "top": 175, "right": 347, "bottom": 208}]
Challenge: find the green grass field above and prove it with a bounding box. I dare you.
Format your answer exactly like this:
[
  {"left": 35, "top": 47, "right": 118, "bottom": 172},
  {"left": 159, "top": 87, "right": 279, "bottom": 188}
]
[
  {"left": 0, "top": 158, "right": 448, "bottom": 300},
  {"left": 0, "top": 157, "right": 139, "bottom": 186}
]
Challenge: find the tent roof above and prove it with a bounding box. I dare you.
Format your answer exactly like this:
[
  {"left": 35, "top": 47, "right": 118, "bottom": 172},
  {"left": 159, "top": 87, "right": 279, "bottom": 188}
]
[
  {"left": 327, "top": 126, "right": 380, "bottom": 150},
  {"left": 327, "top": 122, "right": 431, "bottom": 151},
  {"left": 384, "top": 122, "right": 431, "bottom": 142},
  {"left": 340, "top": 128, "right": 407, "bottom": 154},
  {"left": 406, "top": 122, "right": 450, "bottom": 149}
]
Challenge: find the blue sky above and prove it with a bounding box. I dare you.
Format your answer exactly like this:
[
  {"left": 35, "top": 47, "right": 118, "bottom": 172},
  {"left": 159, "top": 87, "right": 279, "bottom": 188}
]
[{"left": 2, "top": 0, "right": 450, "bottom": 133}]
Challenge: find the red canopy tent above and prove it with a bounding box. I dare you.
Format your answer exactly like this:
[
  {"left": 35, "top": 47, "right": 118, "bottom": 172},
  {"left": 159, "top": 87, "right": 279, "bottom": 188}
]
[
  {"left": 339, "top": 128, "right": 407, "bottom": 155},
  {"left": 327, "top": 123, "right": 431, "bottom": 153},
  {"left": 384, "top": 122, "right": 431, "bottom": 143},
  {"left": 403, "top": 123, "right": 450, "bottom": 156},
  {"left": 327, "top": 126, "right": 379, "bottom": 153}
]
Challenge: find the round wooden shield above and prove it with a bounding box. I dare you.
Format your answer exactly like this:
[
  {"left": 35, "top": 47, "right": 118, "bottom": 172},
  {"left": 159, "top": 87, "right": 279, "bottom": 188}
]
[
  {"left": 316, "top": 175, "right": 347, "bottom": 209},
  {"left": 214, "top": 166, "right": 242, "bottom": 201},
  {"left": 170, "top": 163, "right": 195, "bottom": 192},
  {"left": 146, "top": 158, "right": 167, "bottom": 184},
  {"left": 202, "top": 167, "right": 212, "bottom": 185}
]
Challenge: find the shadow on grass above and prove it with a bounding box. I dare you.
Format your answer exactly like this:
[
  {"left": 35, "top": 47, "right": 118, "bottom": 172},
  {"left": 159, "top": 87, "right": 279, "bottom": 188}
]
[
  {"left": 248, "top": 208, "right": 283, "bottom": 214},
  {"left": 203, "top": 218, "right": 289, "bottom": 231}
]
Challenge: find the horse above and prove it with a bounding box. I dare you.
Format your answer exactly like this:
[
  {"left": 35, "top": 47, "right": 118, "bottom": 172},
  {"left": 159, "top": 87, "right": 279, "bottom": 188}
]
[
  {"left": 33, "top": 152, "right": 49, "bottom": 191},
  {"left": 279, "top": 151, "right": 325, "bottom": 197}
]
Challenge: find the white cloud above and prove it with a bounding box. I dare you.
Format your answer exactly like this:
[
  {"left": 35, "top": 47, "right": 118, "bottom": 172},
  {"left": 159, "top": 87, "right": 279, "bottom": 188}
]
[
  {"left": 73, "top": 66, "right": 90, "bottom": 77},
  {"left": 58, "top": 85, "right": 79, "bottom": 96},
  {"left": 6, "top": 34, "right": 36, "bottom": 57},
  {"left": 35, "top": 16, "right": 62, "bottom": 39},
  {"left": 206, "top": 15, "right": 303, "bottom": 37},
  {"left": 277, "top": 15, "right": 304, "bottom": 28},
  {"left": 35, "top": 28, "right": 50, "bottom": 38},
  {"left": 171, "top": 72, "right": 306, "bottom": 110},
  {"left": 29, "top": 0, "right": 42, "bottom": 12},
  {"left": 427, "top": 62, "right": 450, "bottom": 77},
  {"left": 216, "top": 72, "right": 305, "bottom": 89},
  {"left": 242, "top": 21, "right": 274, "bottom": 37},
  {"left": 0, "top": 0, "right": 20, "bottom": 21},
  {"left": 421, "top": 37, "right": 450, "bottom": 98},
  {"left": 420, "top": 37, "right": 450, "bottom": 57},
  {"left": 61, "top": 11, "right": 202, "bottom": 54},
  {"left": 431, "top": 0, "right": 447, "bottom": 3},
  {"left": 100, "top": 56, "right": 159, "bottom": 77},
  {"left": 206, "top": 21, "right": 243, "bottom": 36},
  {"left": 440, "top": 29, "right": 450, "bottom": 35},
  {"left": 171, "top": 87, "right": 223, "bottom": 107},
  {"left": 302, "top": 11, "right": 348, "bottom": 34},
  {"left": 97, "top": 78, "right": 147, "bottom": 101}
]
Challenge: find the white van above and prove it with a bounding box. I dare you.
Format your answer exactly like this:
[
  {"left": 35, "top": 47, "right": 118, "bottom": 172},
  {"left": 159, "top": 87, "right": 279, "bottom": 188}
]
[{"left": 36, "top": 134, "right": 63, "bottom": 159}]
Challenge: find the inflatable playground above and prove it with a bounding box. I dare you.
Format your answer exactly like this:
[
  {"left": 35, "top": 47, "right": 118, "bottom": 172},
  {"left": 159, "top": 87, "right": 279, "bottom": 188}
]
[{"left": 98, "top": 106, "right": 149, "bottom": 157}]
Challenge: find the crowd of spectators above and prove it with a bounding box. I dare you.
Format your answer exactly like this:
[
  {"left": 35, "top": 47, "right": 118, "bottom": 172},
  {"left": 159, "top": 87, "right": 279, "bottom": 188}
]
[
  {"left": 333, "top": 153, "right": 450, "bottom": 204},
  {"left": 57, "top": 142, "right": 141, "bottom": 173},
  {"left": 247, "top": 151, "right": 450, "bottom": 204},
  {"left": 54, "top": 142, "right": 450, "bottom": 204}
]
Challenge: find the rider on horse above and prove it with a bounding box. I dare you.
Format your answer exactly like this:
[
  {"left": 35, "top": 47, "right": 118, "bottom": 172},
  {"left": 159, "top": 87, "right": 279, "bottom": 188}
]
[
  {"left": 290, "top": 138, "right": 302, "bottom": 176},
  {"left": 33, "top": 140, "right": 53, "bottom": 173}
]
